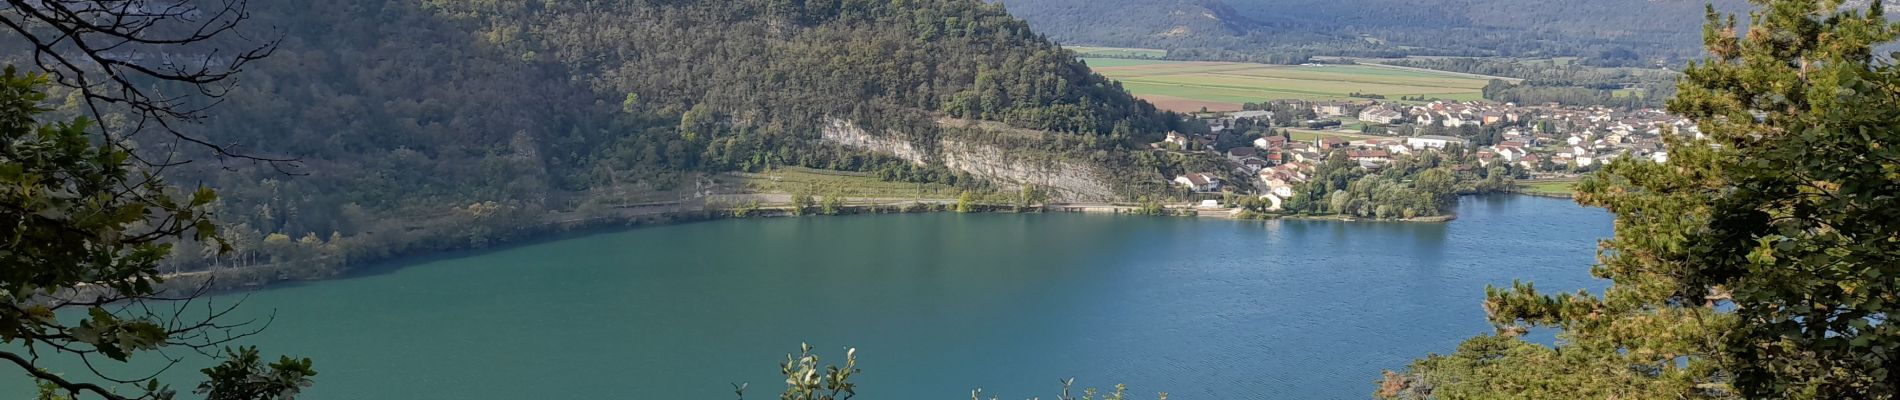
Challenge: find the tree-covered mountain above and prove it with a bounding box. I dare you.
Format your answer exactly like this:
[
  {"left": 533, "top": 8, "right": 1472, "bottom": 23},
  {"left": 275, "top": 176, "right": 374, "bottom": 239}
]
[
  {"left": 7, "top": 0, "right": 1192, "bottom": 274},
  {"left": 1003, "top": 0, "right": 1754, "bottom": 60}
]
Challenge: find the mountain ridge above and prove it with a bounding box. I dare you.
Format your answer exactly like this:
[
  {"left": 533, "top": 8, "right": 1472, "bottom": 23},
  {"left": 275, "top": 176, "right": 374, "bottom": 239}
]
[{"left": 1005, "top": 0, "right": 1756, "bottom": 59}]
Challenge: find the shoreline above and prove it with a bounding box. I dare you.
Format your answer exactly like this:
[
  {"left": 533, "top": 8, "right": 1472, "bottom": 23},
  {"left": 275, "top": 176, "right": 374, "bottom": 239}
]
[
  {"left": 155, "top": 195, "right": 1484, "bottom": 295},
  {"left": 1510, "top": 190, "right": 1575, "bottom": 199}
]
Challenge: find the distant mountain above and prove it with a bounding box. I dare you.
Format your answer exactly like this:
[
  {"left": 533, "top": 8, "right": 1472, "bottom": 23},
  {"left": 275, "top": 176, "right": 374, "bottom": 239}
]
[
  {"left": 1243, "top": 0, "right": 1755, "bottom": 58},
  {"left": 998, "top": 0, "right": 1342, "bottom": 50},
  {"left": 1004, "top": 0, "right": 1756, "bottom": 59}
]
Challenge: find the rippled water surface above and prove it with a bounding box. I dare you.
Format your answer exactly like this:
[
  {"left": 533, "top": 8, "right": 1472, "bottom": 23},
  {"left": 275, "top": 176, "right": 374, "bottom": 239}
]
[{"left": 9, "top": 195, "right": 1613, "bottom": 399}]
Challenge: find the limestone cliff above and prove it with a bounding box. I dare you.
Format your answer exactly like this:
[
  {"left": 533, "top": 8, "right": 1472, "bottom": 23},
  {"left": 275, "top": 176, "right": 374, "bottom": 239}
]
[{"left": 820, "top": 119, "right": 1123, "bottom": 202}]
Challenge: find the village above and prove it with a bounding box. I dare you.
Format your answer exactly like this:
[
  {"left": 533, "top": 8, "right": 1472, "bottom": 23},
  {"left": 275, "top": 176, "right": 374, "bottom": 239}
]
[{"left": 1158, "top": 99, "right": 1695, "bottom": 212}]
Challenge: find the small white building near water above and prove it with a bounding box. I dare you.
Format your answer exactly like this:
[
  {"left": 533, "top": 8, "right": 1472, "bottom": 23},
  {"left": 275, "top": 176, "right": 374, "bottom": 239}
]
[
  {"left": 1261, "top": 194, "right": 1284, "bottom": 211},
  {"left": 1174, "top": 173, "right": 1222, "bottom": 192}
]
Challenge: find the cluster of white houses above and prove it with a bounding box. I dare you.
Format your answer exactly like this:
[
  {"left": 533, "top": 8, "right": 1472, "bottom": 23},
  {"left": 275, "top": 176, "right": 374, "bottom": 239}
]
[
  {"left": 1432, "top": 101, "right": 1690, "bottom": 170},
  {"left": 1168, "top": 129, "right": 1481, "bottom": 209},
  {"left": 1168, "top": 100, "right": 1692, "bottom": 203}
]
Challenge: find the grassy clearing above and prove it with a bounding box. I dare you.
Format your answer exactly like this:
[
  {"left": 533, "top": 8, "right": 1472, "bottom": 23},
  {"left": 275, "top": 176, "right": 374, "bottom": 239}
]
[
  {"left": 1084, "top": 60, "right": 1492, "bottom": 111},
  {"left": 728, "top": 167, "right": 963, "bottom": 199},
  {"left": 1518, "top": 180, "right": 1579, "bottom": 196},
  {"left": 1286, "top": 129, "right": 1383, "bottom": 142},
  {"left": 1080, "top": 58, "right": 1178, "bottom": 68},
  {"left": 1070, "top": 46, "right": 1168, "bottom": 58}
]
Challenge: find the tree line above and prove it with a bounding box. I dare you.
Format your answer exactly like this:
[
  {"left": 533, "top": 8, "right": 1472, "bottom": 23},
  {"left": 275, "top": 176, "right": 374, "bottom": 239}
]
[{"left": 1281, "top": 147, "right": 1513, "bottom": 219}]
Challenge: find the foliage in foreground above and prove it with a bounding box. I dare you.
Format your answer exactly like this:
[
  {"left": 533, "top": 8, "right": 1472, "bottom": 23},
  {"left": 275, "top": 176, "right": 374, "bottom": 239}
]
[
  {"left": 0, "top": 69, "right": 315, "bottom": 399},
  {"left": 743, "top": 345, "right": 1165, "bottom": 400},
  {"left": 1381, "top": 0, "right": 1900, "bottom": 398}
]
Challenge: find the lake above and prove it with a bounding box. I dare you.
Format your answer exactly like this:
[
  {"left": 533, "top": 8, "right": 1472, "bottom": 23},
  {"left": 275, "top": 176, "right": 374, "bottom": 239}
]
[{"left": 10, "top": 195, "right": 1612, "bottom": 399}]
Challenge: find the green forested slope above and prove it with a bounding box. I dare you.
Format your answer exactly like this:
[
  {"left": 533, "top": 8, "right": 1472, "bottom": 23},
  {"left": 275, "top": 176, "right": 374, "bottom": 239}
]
[{"left": 91, "top": 0, "right": 1182, "bottom": 273}]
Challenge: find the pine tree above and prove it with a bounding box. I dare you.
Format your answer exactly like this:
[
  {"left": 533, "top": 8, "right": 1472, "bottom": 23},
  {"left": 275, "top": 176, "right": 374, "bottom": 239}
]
[{"left": 1381, "top": 1, "right": 1900, "bottom": 398}]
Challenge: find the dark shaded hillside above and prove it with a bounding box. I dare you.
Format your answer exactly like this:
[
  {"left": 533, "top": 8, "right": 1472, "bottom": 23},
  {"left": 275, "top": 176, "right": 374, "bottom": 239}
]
[
  {"left": 1004, "top": 0, "right": 1754, "bottom": 60},
  {"left": 57, "top": 0, "right": 1184, "bottom": 270}
]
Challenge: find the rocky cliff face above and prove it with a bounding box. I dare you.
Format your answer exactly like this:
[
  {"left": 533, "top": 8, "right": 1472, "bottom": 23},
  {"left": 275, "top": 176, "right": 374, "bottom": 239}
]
[
  {"left": 821, "top": 119, "right": 1121, "bottom": 202},
  {"left": 821, "top": 119, "right": 931, "bottom": 164}
]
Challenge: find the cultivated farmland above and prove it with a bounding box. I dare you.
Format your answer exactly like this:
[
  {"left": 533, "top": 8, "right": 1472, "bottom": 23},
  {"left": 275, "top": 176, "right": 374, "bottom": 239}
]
[
  {"left": 1081, "top": 58, "right": 1494, "bottom": 112},
  {"left": 1068, "top": 46, "right": 1168, "bottom": 58}
]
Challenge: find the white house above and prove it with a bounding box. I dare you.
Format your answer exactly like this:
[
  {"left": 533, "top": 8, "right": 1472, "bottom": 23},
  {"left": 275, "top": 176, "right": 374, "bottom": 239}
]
[
  {"left": 1226, "top": 147, "right": 1260, "bottom": 161},
  {"left": 1406, "top": 135, "right": 1469, "bottom": 150},
  {"left": 1259, "top": 174, "right": 1297, "bottom": 199},
  {"left": 1253, "top": 135, "right": 1288, "bottom": 150},
  {"left": 1314, "top": 102, "right": 1349, "bottom": 117},
  {"left": 1232, "top": 110, "right": 1273, "bottom": 120},
  {"left": 1492, "top": 146, "right": 1523, "bottom": 161},
  {"left": 1174, "top": 173, "right": 1221, "bottom": 192},
  {"left": 1164, "top": 132, "right": 1189, "bottom": 148},
  {"left": 1239, "top": 157, "right": 1270, "bottom": 173},
  {"left": 1358, "top": 106, "right": 1403, "bottom": 124}
]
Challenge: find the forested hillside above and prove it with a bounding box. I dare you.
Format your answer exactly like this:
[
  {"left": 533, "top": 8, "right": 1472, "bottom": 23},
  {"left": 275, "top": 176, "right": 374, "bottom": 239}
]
[
  {"left": 1004, "top": 0, "right": 1753, "bottom": 60},
  {"left": 29, "top": 0, "right": 1184, "bottom": 274}
]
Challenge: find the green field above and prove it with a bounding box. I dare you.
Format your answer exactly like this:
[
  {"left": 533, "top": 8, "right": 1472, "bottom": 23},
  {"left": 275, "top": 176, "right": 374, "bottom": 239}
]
[
  {"left": 728, "top": 167, "right": 962, "bottom": 199},
  {"left": 1069, "top": 46, "right": 1168, "bottom": 58},
  {"left": 1518, "top": 180, "right": 1579, "bottom": 197},
  {"left": 1286, "top": 129, "right": 1382, "bottom": 142},
  {"left": 1080, "top": 58, "right": 1179, "bottom": 68},
  {"left": 1082, "top": 58, "right": 1492, "bottom": 111}
]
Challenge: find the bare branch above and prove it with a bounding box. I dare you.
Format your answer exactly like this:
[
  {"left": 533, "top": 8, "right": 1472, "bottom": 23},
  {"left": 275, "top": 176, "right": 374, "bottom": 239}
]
[
  {"left": 0, "top": 350, "right": 133, "bottom": 400},
  {"left": 0, "top": 0, "right": 295, "bottom": 171}
]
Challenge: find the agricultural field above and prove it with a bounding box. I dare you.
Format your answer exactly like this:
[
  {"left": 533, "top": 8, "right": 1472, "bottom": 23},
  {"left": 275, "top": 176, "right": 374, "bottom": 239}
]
[
  {"left": 1069, "top": 46, "right": 1168, "bottom": 58},
  {"left": 1081, "top": 58, "right": 1492, "bottom": 112},
  {"left": 1080, "top": 58, "right": 1179, "bottom": 68},
  {"left": 726, "top": 167, "right": 963, "bottom": 199},
  {"left": 1285, "top": 128, "right": 1382, "bottom": 142}
]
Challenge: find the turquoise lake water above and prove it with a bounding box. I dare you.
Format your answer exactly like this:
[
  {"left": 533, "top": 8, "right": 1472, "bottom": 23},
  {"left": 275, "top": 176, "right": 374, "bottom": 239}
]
[{"left": 9, "top": 195, "right": 1612, "bottom": 399}]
